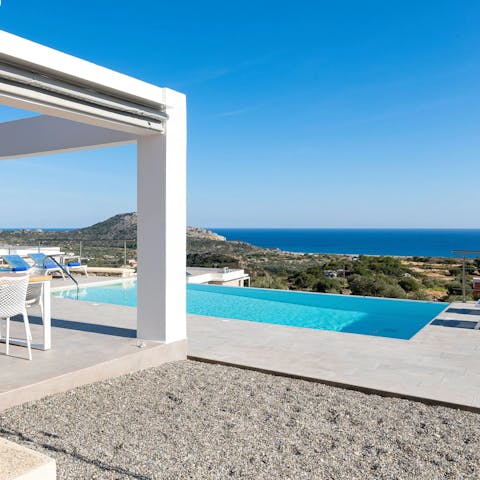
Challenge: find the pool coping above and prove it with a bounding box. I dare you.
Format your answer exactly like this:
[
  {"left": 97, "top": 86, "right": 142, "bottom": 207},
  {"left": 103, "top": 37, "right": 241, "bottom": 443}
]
[{"left": 51, "top": 276, "right": 136, "bottom": 293}]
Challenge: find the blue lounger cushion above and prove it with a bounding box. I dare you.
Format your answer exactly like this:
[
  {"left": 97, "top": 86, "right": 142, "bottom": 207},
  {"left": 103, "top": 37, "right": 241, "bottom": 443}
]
[
  {"left": 68, "top": 261, "right": 81, "bottom": 267},
  {"left": 29, "top": 253, "right": 58, "bottom": 270},
  {"left": 2, "top": 255, "right": 31, "bottom": 272}
]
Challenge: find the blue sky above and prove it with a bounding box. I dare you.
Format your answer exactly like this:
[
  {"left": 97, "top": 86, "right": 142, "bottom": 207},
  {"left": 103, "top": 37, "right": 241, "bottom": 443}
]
[{"left": 0, "top": 1, "right": 479, "bottom": 228}]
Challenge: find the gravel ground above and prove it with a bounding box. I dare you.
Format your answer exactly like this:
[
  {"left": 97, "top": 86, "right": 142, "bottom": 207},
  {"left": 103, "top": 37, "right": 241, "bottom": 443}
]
[{"left": 0, "top": 360, "right": 479, "bottom": 480}]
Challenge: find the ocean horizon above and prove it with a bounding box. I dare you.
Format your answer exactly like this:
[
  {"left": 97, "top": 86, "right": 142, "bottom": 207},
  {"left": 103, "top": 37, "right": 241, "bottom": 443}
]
[
  {"left": 210, "top": 228, "right": 480, "bottom": 258},
  {"left": 0, "top": 228, "right": 76, "bottom": 231}
]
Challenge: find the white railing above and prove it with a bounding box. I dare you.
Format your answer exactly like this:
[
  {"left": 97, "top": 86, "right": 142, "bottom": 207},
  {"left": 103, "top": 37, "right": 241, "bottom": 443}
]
[
  {"left": 186, "top": 267, "right": 248, "bottom": 285},
  {"left": 0, "top": 245, "right": 61, "bottom": 256}
]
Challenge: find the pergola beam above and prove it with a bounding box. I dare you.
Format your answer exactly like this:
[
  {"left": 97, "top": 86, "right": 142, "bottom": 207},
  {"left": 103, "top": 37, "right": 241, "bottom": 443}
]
[
  {"left": 0, "top": 30, "right": 166, "bottom": 108},
  {"left": 0, "top": 115, "right": 136, "bottom": 160},
  {"left": 0, "top": 31, "right": 168, "bottom": 134}
]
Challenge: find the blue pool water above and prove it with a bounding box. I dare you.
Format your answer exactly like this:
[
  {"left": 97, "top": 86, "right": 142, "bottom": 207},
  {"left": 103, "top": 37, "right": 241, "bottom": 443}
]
[{"left": 53, "top": 282, "right": 447, "bottom": 340}]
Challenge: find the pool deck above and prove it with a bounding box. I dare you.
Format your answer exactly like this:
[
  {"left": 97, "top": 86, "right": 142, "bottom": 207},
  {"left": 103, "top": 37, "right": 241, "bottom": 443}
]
[
  {"left": 188, "top": 303, "right": 480, "bottom": 411},
  {"left": 0, "top": 281, "right": 478, "bottom": 412},
  {"left": 0, "top": 296, "right": 185, "bottom": 411}
]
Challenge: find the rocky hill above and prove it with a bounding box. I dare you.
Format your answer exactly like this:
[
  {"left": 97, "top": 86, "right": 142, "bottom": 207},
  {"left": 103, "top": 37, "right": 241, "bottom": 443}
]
[
  {"left": 75, "top": 213, "right": 229, "bottom": 242},
  {"left": 74, "top": 212, "right": 138, "bottom": 240},
  {"left": 0, "top": 213, "right": 227, "bottom": 243},
  {"left": 186, "top": 227, "right": 226, "bottom": 241}
]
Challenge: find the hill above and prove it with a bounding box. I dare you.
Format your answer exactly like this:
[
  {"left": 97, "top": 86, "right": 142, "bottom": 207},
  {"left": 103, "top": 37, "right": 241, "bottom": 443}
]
[
  {"left": 73, "top": 213, "right": 227, "bottom": 242},
  {"left": 0, "top": 212, "right": 227, "bottom": 243},
  {"left": 75, "top": 212, "right": 137, "bottom": 240},
  {"left": 75, "top": 213, "right": 230, "bottom": 242}
]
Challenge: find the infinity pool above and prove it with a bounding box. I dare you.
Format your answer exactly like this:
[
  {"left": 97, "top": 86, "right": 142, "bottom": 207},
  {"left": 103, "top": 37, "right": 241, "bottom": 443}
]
[{"left": 53, "top": 281, "right": 447, "bottom": 339}]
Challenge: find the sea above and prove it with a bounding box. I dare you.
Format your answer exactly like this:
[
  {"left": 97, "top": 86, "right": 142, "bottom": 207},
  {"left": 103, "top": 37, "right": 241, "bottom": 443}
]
[
  {"left": 210, "top": 228, "right": 480, "bottom": 258},
  {"left": 0, "top": 228, "right": 75, "bottom": 231}
]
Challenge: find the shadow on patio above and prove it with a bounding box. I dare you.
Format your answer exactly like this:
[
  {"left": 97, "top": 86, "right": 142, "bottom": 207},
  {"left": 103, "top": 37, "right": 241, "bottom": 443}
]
[{"left": 0, "top": 297, "right": 184, "bottom": 411}]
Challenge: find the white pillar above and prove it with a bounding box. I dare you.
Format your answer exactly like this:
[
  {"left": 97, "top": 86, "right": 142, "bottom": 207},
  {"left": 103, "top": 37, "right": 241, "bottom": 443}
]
[{"left": 137, "top": 88, "right": 186, "bottom": 343}]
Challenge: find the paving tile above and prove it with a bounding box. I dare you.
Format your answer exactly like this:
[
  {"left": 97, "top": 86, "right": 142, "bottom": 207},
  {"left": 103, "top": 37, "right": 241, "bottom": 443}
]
[{"left": 189, "top": 314, "right": 480, "bottom": 409}]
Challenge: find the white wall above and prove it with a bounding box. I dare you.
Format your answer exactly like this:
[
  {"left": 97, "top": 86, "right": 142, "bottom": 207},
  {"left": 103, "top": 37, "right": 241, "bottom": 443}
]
[{"left": 136, "top": 89, "right": 187, "bottom": 343}]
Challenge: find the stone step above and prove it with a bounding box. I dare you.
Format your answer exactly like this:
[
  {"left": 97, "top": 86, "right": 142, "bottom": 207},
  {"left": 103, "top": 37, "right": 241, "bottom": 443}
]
[{"left": 0, "top": 438, "right": 56, "bottom": 480}]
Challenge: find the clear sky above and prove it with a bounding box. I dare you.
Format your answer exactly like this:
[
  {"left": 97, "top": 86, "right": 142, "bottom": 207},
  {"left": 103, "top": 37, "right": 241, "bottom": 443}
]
[{"left": 0, "top": 1, "right": 479, "bottom": 228}]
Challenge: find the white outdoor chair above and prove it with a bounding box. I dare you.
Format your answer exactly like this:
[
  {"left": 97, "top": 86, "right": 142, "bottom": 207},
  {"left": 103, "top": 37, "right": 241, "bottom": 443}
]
[
  {"left": 0, "top": 274, "right": 32, "bottom": 360},
  {"left": 26, "top": 282, "right": 43, "bottom": 319}
]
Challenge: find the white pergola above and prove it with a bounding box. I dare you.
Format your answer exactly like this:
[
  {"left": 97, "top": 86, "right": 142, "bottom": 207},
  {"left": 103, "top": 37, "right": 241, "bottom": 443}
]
[{"left": 0, "top": 30, "right": 186, "bottom": 347}]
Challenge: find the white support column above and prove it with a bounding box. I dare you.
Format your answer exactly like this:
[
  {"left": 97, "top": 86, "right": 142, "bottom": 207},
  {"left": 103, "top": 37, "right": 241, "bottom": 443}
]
[{"left": 136, "top": 88, "right": 186, "bottom": 343}]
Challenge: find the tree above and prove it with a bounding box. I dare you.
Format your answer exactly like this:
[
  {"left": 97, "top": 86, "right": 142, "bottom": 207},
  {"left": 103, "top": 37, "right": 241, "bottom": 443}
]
[
  {"left": 445, "top": 280, "right": 472, "bottom": 297},
  {"left": 348, "top": 274, "right": 407, "bottom": 299},
  {"left": 398, "top": 276, "right": 420, "bottom": 293},
  {"left": 314, "top": 277, "right": 343, "bottom": 294},
  {"left": 349, "top": 256, "right": 408, "bottom": 278},
  {"left": 288, "top": 266, "right": 325, "bottom": 291},
  {"left": 187, "top": 253, "right": 239, "bottom": 268}
]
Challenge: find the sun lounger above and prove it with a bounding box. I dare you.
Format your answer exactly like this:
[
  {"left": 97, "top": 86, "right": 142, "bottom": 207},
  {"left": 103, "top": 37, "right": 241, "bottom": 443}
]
[
  {"left": 2, "top": 255, "right": 31, "bottom": 272},
  {"left": 28, "top": 253, "right": 66, "bottom": 279},
  {"left": 62, "top": 256, "right": 88, "bottom": 277}
]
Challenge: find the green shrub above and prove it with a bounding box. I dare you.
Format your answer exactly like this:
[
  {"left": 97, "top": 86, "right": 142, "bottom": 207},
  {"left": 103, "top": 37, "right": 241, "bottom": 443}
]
[
  {"left": 348, "top": 274, "right": 407, "bottom": 299},
  {"left": 398, "top": 276, "right": 420, "bottom": 292},
  {"left": 314, "top": 277, "right": 343, "bottom": 294},
  {"left": 406, "top": 290, "right": 432, "bottom": 301},
  {"left": 187, "top": 253, "right": 239, "bottom": 268},
  {"left": 251, "top": 274, "right": 288, "bottom": 290}
]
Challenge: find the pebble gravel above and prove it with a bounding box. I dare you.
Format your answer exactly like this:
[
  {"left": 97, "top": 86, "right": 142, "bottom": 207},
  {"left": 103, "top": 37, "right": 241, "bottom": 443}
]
[{"left": 0, "top": 360, "right": 479, "bottom": 479}]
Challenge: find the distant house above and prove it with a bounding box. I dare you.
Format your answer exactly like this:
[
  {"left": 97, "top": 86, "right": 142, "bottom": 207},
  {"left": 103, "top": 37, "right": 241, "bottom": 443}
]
[
  {"left": 473, "top": 278, "right": 480, "bottom": 297},
  {"left": 324, "top": 269, "right": 344, "bottom": 279},
  {"left": 186, "top": 267, "right": 250, "bottom": 287}
]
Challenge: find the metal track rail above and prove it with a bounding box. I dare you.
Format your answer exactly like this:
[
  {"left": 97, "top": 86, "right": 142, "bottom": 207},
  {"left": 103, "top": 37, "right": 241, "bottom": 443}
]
[{"left": 46, "top": 255, "right": 80, "bottom": 300}]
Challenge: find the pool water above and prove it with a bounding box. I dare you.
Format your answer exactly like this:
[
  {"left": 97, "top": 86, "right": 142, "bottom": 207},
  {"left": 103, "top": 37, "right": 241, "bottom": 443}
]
[{"left": 53, "top": 281, "right": 447, "bottom": 340}]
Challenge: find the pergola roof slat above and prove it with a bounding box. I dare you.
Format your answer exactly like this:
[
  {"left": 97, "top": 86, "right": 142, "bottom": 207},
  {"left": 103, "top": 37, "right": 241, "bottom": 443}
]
[
  {"left": 0, "top": 30, "right": 168, "bottom": 134},
  {"left": 0, "top": 30, "right": 165, "bottom": 108}
]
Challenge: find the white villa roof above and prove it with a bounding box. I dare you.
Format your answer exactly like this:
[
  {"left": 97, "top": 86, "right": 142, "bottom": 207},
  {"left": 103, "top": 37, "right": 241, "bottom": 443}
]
[
  {"left": 0, "top": 30, "right": 165, "bottom": 108},
  {"left": 0, "top": 30, "right": 170, "bottom": 135}
]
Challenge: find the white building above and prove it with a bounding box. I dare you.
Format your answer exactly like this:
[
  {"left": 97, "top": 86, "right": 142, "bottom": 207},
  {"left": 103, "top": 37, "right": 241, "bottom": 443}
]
[
  {"left": 0, "top": 245, "right": 62, "bottom": 257},
  {"left": 186, "top": 267, "right": 250, "bottom": 287}
]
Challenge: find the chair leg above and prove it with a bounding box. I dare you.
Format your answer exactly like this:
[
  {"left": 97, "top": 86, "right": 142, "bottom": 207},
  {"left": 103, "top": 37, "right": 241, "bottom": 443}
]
[
  {"left": 22, "top": 310, "right": 32, "bottom": 361},
  {"left": 5, "top": 317, "right": 10, "bottom": 356}
]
